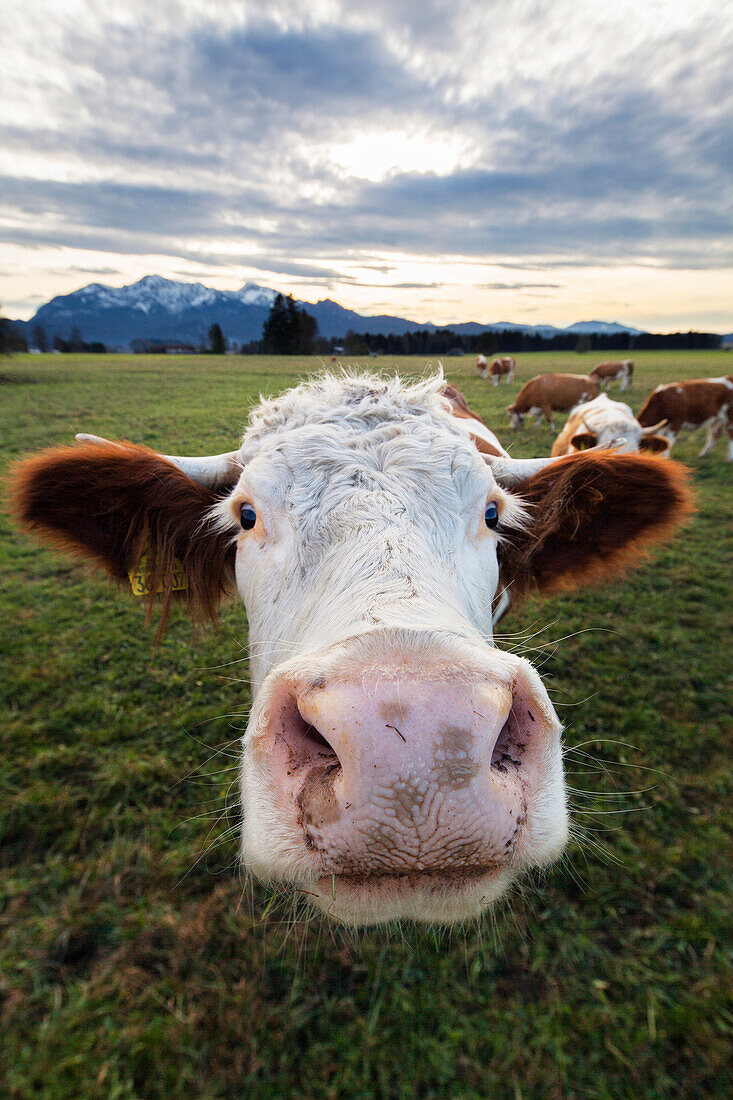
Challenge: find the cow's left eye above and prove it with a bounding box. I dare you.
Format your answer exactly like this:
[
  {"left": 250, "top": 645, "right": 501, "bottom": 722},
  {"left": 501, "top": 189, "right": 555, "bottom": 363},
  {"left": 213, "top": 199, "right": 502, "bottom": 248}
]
[
  {"left": 239, "top": 503, "right": 257, "bottom": 530},
  {"left": 485, "top": 502, "right": 500, "bottom": 529}
]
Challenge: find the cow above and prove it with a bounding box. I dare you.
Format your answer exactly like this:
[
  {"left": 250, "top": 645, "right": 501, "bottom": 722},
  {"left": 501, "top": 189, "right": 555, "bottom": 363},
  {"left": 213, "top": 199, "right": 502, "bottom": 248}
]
[
  {"left": 476, "top": 355, "right": 515, "bottom": 384},
  {"left": 507, "top": 373, "right": 600, "bottom": 429},
  {"left": 490, "top": 356, "right": 515, "bottom": 386},
  {"left": 590, "top": 360, "right": 634, "bottom": 392},
  {"left": 10, "top": 371, "right": 692, "bottom": 926},
  {"left": 637, "top": 377, "right": 733, "bottom": 460},
  {"left": 551, "top": 394, "right": 671, "bottom": 457}
]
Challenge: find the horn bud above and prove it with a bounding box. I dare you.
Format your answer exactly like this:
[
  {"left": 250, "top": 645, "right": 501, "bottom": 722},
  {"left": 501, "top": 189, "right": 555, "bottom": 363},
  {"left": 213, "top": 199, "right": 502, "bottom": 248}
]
[
  {"left": 484, "top": 453, "right": 559, "bottom": 485},
  {"left": 75, "top": 434, "right": 242, "bottom": 489},
  {"left": 641, "top": 418, "right": 669, "bottom": 436}
]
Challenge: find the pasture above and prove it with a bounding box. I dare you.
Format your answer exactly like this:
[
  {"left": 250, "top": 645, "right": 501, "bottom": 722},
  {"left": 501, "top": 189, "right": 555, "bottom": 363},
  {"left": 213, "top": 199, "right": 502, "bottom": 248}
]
[{"left": 1, "top": 351, "right": 730, "bottom": 1098}]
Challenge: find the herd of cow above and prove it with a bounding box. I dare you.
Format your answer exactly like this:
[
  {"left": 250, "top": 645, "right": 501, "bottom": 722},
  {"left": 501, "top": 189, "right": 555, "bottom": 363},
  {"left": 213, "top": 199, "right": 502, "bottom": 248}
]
[
  {"left": 8, "top": 361, "right": 722, "bottom": 927},
  {"left": 475, "top": 354, "right": 733, "bottom": 461}
]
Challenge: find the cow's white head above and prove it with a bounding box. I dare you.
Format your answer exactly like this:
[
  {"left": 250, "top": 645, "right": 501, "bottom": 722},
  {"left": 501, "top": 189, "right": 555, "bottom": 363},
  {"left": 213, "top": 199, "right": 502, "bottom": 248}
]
[
  {"left": 11, "top": 372, "right": 692, "bottom": 926},
  {"left": 568, "top": 395, "right": 671, "bottom": 456}
]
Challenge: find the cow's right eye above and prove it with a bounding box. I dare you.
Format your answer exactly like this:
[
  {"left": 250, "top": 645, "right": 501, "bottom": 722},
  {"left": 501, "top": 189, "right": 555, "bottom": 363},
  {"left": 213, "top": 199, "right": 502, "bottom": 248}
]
[
  {"left": 239, "top": 503, "right": 257, "bottom": 530},
  {"left": 484, "top": 502, "right": 500, "bottom": 529}
]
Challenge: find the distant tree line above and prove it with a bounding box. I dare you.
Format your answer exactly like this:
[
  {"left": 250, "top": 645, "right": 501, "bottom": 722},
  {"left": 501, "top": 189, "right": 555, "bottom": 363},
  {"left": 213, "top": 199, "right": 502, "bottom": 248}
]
[
  {"left": 5, "top": 321, "right": 108, "bottom": 354},
  {"left": 0, "top": 306, "right": 17, "bottom": 355},
  {"left": 131, "top": 325, "right": 227, "bottom": 354},
  {"left": 0, "top": 297, "right": 725, "bottom": 357},
  {"left": 315, "top": 327, "right": 723, "bottom": 356},
  {"left": 0, "top": 305, "right": 33, "bottom": 354},
  {"left": 4, "top": 318, "right": 231, "bottom": 356},
  {"left": 244, "top": 300, "right": 724, "bottom": 355},
  {"left": 51, "top": 326, "right": 107, "bottom": 353}
]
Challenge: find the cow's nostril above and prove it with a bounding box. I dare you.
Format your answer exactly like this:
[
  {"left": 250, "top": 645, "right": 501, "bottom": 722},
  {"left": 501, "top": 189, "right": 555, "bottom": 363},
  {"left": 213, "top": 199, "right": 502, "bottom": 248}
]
[
  {"left": 297, "top": 710, "right": 338, "bottom": 758},
  {"left": 272, "top": 692, "right": 340, "bottom": 774},
  {"left": 491, "top": 707, "right": 526, "bottom": 773}
]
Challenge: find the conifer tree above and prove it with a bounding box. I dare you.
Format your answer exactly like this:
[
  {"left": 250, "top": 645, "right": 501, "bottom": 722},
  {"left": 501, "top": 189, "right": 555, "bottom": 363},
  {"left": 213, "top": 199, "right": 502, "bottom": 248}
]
[
  {"left": 0, "top": 305, "right": 12, "bottom": 356},
  {"left": 208, "top": 322, "right": 226, "bottom": 354},
  {"left": 32, "top": 324, "right": 48, "bottom": 352},
  {"left": 262, "top": 293, "right": 318, "bottom": 354},
  {"left": 262, "top": 293, "right": 290, "bottom": 353}
]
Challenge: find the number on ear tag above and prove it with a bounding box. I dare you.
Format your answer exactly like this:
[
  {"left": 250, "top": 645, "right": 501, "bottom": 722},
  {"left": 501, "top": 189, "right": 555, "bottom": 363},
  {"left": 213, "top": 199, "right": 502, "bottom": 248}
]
[{"left": 128, "top": 553, "right": 188, "bottom": 596}]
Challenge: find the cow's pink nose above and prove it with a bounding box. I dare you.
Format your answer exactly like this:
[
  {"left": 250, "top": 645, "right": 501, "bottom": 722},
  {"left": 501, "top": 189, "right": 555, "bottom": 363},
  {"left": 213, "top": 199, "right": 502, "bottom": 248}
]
[{"left": 262, "top": 671, "right": 554, "bottom": 873}]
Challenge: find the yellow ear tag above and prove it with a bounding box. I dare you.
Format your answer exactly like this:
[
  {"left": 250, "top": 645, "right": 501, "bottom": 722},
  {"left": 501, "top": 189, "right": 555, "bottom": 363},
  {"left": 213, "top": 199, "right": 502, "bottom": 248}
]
[{"left": 128, "top": 552, "right": 188, "bottom": 597}]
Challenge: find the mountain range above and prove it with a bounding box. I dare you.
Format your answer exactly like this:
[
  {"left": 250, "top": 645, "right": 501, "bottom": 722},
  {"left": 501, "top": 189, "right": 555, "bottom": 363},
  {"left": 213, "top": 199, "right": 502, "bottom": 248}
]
[{"left": 14, "top": 275, "right": 646, "bottom": 349}]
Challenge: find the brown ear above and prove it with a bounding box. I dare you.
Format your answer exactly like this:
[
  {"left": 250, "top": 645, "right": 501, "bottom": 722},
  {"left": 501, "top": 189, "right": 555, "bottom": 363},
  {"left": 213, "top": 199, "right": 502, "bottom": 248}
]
[
  {"left": 639, "top": 435, "right": 671, "bottom": 454},
  {"left": 499, "top": 451, "right": 694, "bottom": 598},
  {"left": 441, "top": 383, "right": 481, "bottom": 422},
  {"left": 569, "top": 432, "right": 597, "bottom": 452},
  {"left": 9, "top": 441, "right": 236, "bottom": 629}
]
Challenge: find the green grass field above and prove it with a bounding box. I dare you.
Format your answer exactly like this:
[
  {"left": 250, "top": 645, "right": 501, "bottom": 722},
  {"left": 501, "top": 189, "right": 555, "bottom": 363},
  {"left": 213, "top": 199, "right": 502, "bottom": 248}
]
[{"left": 1, "top": 351, "right": 731, "bottom": 1099}]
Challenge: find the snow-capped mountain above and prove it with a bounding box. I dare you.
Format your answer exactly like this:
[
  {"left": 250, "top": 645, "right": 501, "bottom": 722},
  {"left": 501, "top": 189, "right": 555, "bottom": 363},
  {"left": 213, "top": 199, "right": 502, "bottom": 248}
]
[
  {"left": 52, "top": 275, "right": 277, "bottom": 315},
  {"left": 22, "top": 276, "right": 283, "bottom": 347},
  {"left": 16, "top": 276, "right": 646, "bottom": 349}
]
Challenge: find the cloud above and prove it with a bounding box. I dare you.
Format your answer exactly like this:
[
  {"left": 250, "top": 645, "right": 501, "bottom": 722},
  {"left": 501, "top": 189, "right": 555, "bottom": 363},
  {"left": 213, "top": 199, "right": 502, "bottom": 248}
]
[
  {"left": 478, "top": 283, "right": 561, "bottom": 291},
  {"left": 66, "top": 266, "right": 124, "bottom": 276},
  {"left": 1, "top": 0, "right": 732, "bottom": 321},
  {"left": 385, "top": 282, "right": 442, "bottom": 289}
]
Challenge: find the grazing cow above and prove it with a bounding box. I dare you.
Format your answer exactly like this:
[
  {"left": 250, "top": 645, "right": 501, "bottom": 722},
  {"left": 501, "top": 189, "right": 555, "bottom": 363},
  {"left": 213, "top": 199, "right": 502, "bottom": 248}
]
[
  {"left": 637, "top": 377, "right": 733, "bottom": 460},
  {"left": 10, "top": 372, "right": 692, "bottom": 926},
  {"left": 490, "top": 356, "right": 515, "bottom": 386},
  {"left": 551, "top": 394, "right": 671, "bottom": 457},
  {"left": 507, "top": 373, "right": 600, "bottom": 429},
  {"left": 475, "top": 354, "right": 488, "bottom": 378},
  {"left": 590, "top": 360, "right": 634, "bottom": 391}
]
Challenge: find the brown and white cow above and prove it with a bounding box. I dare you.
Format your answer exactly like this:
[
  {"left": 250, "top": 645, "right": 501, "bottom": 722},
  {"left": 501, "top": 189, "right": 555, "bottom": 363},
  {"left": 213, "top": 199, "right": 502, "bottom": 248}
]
[
  {"left": 637, "top": 377, "right": 733, "bottom": 460},
  {"left": 475, "top": 354, "right": 489, "bottom": 378},
  {"left": 507, "top": 373, "right": 600, "bottom": 429},
  {"left": 590, "top": 360, "right": 634, "bottom": 392},
  {"left": 10, "top": 372, "right": 692, "bottom": 926},
  {"left": 490, "top": 356, "right": 515, "bottom": 386},
  {"left": 551, "top": 394, "right": 671, "bottom": 457}
]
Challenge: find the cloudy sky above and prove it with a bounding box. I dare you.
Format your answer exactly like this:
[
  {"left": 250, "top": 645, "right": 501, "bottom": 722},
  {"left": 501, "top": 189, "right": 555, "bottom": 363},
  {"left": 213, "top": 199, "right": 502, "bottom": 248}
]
[{"left": 3, "top": 0, "right": 732, "bottom": 329}]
